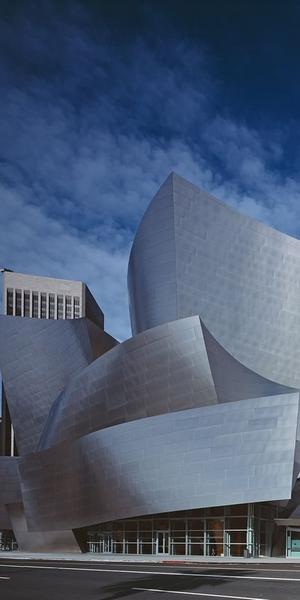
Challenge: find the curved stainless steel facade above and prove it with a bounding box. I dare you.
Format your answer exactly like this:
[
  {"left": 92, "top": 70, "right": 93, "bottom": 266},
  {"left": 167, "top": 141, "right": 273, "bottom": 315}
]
[
  {"left": 39, "top": 316, "right": 217, "bottom": 449},
  {"left": 0, "top": 316, "right": 116, "bottom": 455},
  {"left": 128, "top": 173, "right": 300, "bottom": 388},
  {"left": 2, "top": 171, "right": 300, "bottom": 555},
  {"left": 19, "top": 394, "right": 299, "bottom": 532}
]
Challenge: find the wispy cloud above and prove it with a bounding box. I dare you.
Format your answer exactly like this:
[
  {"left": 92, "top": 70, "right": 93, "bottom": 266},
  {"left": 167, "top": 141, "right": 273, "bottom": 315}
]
[{"left": 1, "top": 2, "right": 300, "bottom": 339}]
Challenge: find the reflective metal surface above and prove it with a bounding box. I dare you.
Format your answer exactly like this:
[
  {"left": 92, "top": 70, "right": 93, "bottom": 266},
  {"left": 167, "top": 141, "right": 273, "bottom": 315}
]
[
  {"left": 0, "top": 457, "right": 20, "bottom": 505},
  {"left": 0, "top": 316, "right": 117, "bottom": 454},
  {"left": 2, "top": 172, "right": 300, "bottom": 554},
  {"left": 40, "top": 316, "right": 217, "bottom": 449},
  {"left": 128, "top": 173, "right": 300, "bottom": 388},
  {"left": 7, "top": 503, "right": 80, "bottom": 553},
  {"left": 19, "top": 394, "right": 299, "bottom": 531}
]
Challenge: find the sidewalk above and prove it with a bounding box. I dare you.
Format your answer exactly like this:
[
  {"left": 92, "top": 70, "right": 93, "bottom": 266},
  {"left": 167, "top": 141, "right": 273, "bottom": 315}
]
[{"left": 1, "top": 551, "right": 300, "bottom": 564}]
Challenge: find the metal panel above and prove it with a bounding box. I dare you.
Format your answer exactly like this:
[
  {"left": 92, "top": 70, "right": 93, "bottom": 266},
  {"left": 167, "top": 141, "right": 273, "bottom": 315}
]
[
  {"left": 39, "top": 316, "right": 217, "bottom": 449},
  {"left": 19, "top": 394, "right": 299, "bottom": 531},
  {"left": 0, "top": 504, "right": 11, "bottom": 529},
  {"left": 0, "top": 457, "right": 21, "bottom": 504},
  {"left": 7, "top": 503, "right": 80, "bottom": 552},
  {"left": 201, "top": 321, "right": 294, "bottom": 402},
  {"left": 0, "top": 316, "right": 117, "bottom": 454},
  {"left": 128, "top": 172, "right": 300, "bottom": 389},
  {"left": 128, "top": 174, "right": 177, "bottom": 335},
  {"left": 2, "top": 172, "right": 300, "bottom": 553}
]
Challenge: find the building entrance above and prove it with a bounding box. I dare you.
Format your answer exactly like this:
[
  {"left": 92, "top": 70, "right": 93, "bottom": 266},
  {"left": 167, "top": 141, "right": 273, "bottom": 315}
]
[
  {"left": 100, "top": 533, "right": 113, "bottom": 553},
  {"left": 287, "top": 528, "right": 300, "bottom": 558},
  {"left": 87, "top": 532, "right": 113, "bottom": 553},
  {"left": 156, "top": 530, "right": 169, "bottom": 554},
  {"left": 85, "top": 503, "right": 277, "bottom": 557},
  {"left": 0, "top": 530, "right": 18, "bottom": 551},
  {"left": 206, "top": 518, "right": 224, "bottom": 556}
]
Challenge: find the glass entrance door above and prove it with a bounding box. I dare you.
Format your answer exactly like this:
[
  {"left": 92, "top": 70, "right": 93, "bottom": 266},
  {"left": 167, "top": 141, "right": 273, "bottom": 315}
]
[
  {"left": 156, "top": 530, "right": 169, "bottom": 554},
  {"left": 287, "top": 528, "right": 300, "bottom": 557},
  {"left": 100, "top": 533, "right": 113, "bottom": 553},
  {"left": 224, "top": 530, "right": 248, "bottom": 557},
  {"left": 206, "top": 519, "right": 224, "bottom": 556}
]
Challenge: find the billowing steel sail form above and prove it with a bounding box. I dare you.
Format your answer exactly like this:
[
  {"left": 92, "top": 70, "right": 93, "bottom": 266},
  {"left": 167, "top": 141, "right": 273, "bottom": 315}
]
[{"left": 1, "top": 172, "right": 300, "bottom": 552}]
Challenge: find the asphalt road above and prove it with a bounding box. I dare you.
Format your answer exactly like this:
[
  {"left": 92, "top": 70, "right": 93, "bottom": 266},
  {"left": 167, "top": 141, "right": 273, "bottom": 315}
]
[{"left": 1, "top": 560, "right": 300, "bottom": 600}]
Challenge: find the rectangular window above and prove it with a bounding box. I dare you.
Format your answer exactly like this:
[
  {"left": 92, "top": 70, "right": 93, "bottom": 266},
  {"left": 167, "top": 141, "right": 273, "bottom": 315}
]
[
  {"left": 57, "top": 295, "right": 64, "bottom": 319},
  {"left": 226, "top": 517, "right": 247, "bottom": 530},
  {"left": 48, "top": 294, "right": 55, "bottom": 319},
  {"left": 188, "top": 519, "right": 205, "bottom": 531},
  {"left": 32, "top": 292, "right": 39, "bottom": 318},
  {"left": 113, "top": 523, "right": 124, "bottom": 554},
  {"left": 170, "top": 520, "right": 185, "bottom": 532},
  {"left": 15, "top": 289, "right": 22, "bottom": 316},
  {"left": 6, "top": 288, "right": 14, "bottom": 315},
  {"left": 139, "top": 526, "right": 154, "bottom": 555},
  {"left": 24, "top": 291, "right": 30, "bottom": 317},
  {"left": 226, "top": 505, "right": 247, "bottom": 516},
  {"left": 187, "top": 521, "right": 204, "bottom": 555},
  {"left": 65, "top": 295, "right": 72, "bottom": 319},
  {"left": 73, "top": 296, "right": 80, "bottom": 318},
  {"left": 41, "top": 293, "right": 47, "bottom": 319}
]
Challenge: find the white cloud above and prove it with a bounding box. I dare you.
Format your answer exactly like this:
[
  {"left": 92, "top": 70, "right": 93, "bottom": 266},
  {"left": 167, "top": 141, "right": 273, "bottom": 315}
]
[
  {"left": 2, "top": 7, "right": 300, "bottom": 340},
  {"left": 0, "top": 183, "right": 130, "bottom": 340}
]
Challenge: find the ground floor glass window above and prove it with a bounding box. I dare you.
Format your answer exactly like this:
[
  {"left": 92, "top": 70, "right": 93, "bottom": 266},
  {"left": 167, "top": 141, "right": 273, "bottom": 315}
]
[
  {"left": 0, "top": 530, "right": 18, "bottom": 551},
  {"left": 85, "top": 502, "right": 276, "bottom": 557}
]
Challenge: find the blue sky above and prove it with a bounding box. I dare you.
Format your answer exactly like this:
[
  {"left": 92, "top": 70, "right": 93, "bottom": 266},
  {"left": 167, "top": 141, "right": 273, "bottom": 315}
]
[{"left": 1, "top": 0, "right": 300, "bottom": 340}]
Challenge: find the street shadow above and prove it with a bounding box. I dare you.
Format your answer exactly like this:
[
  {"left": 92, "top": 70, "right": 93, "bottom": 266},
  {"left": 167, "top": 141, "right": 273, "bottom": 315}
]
[{"left": 96, "top": 568, "right": 254, "bottom": 600}]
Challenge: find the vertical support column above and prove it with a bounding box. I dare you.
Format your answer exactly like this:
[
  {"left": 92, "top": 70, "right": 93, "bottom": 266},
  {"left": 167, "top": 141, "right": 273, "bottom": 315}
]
[
  {"left": 10, "top": 425, "right": 14, "bottom": 457},
  {"left": 286, "top": 528, "right": 289, "bottom": 558},
  {"left": 151, "top": 519, "right": 154, "bottom": 556},
  {"left": 247, "top": 503, "right": 254, "bottom": 557},
  {"left": 152, "top": 519, "right": 155, "bottom": 555},
  {"left": 185, "top": 517, "right": 188, "bottom": 556},
  {"left": 13, "top": 288, "right": 16, "bottom": 316},
  {"left": 21, "top": 289, "right": 24, "bottom": 317},
  {"left": 81, "top": 283, "right": 85, "bottom": 318}
]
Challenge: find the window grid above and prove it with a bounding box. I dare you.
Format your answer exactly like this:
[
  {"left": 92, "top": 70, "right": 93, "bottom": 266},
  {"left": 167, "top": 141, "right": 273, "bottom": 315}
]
[
  {"left": 6, "top": 289, "right": 14, "bottom": 315},
  {"left": 86, "top": 504, "right": 275, "bottom": 558},
  {"left": 48, "top": 294, "right": 55, "bottom": 319},
  {"left": 15, "top": 289, "right": 22, "bottom": 317},
  {"left": 65, "top": 295, "right": 72, "bottom": 319},
  {"left": 5, "top": 288, "right": 84, "bottom": 321},
  {"left": 32, "top": 292, "right": 39, "bottom": 318},
  {"left": 41, "top": 293, "right": 47, "bottom": 319},
  {"left": 74, "top": 296, "right": 80, "bottom": 318},
  {"left": 57, "top": 295, "right": 64, "bottom": 319},
  {"left": 24, "top": 291, "right": 30, "bottom": 317}
]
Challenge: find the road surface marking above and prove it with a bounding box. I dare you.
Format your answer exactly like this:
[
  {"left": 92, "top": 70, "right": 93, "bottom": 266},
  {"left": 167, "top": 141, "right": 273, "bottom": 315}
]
[
  {"left": 2, "top": 561, "right": 300, "bottom": 574},
  {"left": 162, "top": 565, "right": 300, "bottom": 574},
  {"left": 0, "top": 576, "right": 10, "bottom": 580},
  {"left": 133, "top": 587, "right": 269, "bottom": 600},
  {"left": 0, "top": 564, "right": 299, "bottom": 582}
]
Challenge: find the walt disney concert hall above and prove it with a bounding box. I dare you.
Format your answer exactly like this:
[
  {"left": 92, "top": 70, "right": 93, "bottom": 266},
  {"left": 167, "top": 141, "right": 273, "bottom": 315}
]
[{"left": 1, "top": 172, "right": 300, "bottom": 558}]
